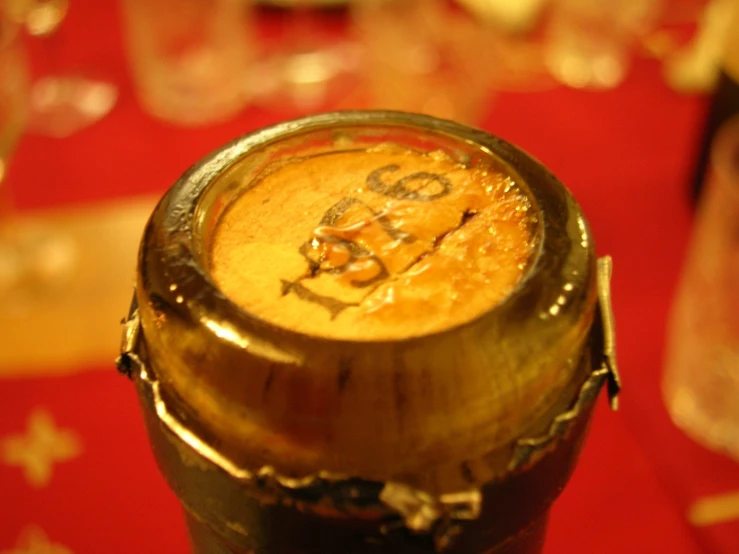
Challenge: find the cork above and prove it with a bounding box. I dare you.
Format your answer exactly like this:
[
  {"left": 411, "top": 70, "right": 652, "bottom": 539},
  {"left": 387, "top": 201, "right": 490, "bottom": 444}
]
[{"left": 210, "top": 145, "right": 536, "bottom": 340}]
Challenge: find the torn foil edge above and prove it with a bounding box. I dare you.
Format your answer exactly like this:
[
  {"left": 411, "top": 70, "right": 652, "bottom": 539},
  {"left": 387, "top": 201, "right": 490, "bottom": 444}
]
[
  {"left": 508, "top": 367, "right": 609, "bottom": 471},
  {"left": 509, "top": 256, "right": 621, "bottom": 469},
  {"left": 597, "top": 255, "right": 621, "bottom": 408},
  {"left": 119, "top": 332, "right": 606, "bottom": 537},
  {"left": 132, "top": 357, "right": 605, "bottom": 541}
]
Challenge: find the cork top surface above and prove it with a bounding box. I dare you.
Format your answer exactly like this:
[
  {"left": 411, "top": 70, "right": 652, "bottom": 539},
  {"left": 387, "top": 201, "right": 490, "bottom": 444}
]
[{"left": 209, "top": 145, "right": 536, "bottom": 340}]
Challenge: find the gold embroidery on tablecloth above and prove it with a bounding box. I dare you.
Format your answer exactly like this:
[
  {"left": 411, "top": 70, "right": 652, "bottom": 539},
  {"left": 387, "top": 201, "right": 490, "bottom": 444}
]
[
  {"left": 688, "top": 490, "right": 739, "bottom": 526},
  {"left": 0, "top": 525, "right": 73, "bottom": 554},
  {"left": 0, "top": 409, "right": 82, "bottom": 488}
]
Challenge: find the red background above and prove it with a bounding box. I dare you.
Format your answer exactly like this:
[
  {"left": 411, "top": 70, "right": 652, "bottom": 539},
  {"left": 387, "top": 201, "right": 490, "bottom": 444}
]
[{"left": 1, "top": 1, "right": 738, "bottom": 553}]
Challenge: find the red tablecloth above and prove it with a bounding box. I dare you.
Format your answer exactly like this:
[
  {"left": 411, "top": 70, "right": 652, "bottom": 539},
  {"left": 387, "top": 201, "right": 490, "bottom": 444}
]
[{"left": 2, "top": 2, "right": 738, "bottom": 553}]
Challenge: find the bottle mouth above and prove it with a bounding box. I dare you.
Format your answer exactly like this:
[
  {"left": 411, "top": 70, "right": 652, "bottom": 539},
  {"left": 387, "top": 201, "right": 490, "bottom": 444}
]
[{"left": 195, "top": 114, "right": 542, "bottom": 341}]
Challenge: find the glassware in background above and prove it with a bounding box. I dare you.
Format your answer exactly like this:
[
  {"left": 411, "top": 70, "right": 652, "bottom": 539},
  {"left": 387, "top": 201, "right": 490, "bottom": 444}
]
[
  {"left": 249, "top": 0, "right": 359, "bottom": 112},
  {"left": 1, "top": 15, "right": 31, "bottom": 299},
  {"left": 456, "top": 0, "right": 548, "bottom": 34},
  {"left": 0, "top": 12, "right": 149, "bottom": 369},
  {"left": 682, "top": 0, "right": 739, "bottom": 202},
  {"left": 3, "top": 0, "right": 118, "bottom": 137},
  {"left": 544, "top": 0, "right": 664, "bottom": 89},
  {"left": 663, "top": 0, "right": 736, "bottom": 97},
  {"left": 121, "top": 0, "right": 250, "bottom": 126},
  {"left": 352, "top": 0, "right": 491, "bottom": 125},
  {"left": 663, "top": 115, "right": 739, "bottom": 461},
  {"left": 0, "top": 16, "right": 26, "bottom": 180},
  {"left": 0, "top": 15, "right": 76, "bottom": 314}
]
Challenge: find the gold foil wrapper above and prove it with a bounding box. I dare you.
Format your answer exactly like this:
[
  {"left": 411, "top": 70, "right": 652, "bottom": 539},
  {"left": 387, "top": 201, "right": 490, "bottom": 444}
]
[{"left": 118, "top": 111, "right": 619, "bottom": 553}]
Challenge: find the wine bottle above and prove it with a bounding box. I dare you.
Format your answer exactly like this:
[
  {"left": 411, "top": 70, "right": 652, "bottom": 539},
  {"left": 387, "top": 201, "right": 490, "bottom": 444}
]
[{"left": 118, "top": 111, "right": 619, "bottom": 554}]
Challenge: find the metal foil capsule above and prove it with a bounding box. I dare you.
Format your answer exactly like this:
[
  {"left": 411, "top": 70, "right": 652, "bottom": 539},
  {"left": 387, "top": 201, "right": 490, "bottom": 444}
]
[{"left": 118, "top": 111, "right": 619, "bottom": 554}]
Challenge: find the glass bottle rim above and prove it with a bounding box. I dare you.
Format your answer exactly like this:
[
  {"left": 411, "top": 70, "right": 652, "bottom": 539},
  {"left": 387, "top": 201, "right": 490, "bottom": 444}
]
[{"left": 141, "top": 110, "right": 596, "bottom": 348}]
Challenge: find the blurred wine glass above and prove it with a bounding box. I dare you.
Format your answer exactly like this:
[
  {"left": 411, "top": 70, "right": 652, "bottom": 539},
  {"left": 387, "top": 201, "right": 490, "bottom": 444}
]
[
  {"left": 121, "top": 0, "right": 250, "bottom": 126},
  {"left": 0, "top": 15, "right": 26, "bottom": 180},
  {"left": 3, "top": 0, "right": 117, "bottom": 137},
  {"left": 663, "top": 115, "right": 739, "bottom": 461},
  {"left": 250, "top": 0, "right": 359, "bottom": 111},
  {"left": 544, "top": 0, "right": 664, "bottom": 89},
  {"left": 352, "top": 0, "right": 493, "bottom": 124},
  {"left": 0, "top": 14, "right": 76, "bottom": 314}
]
